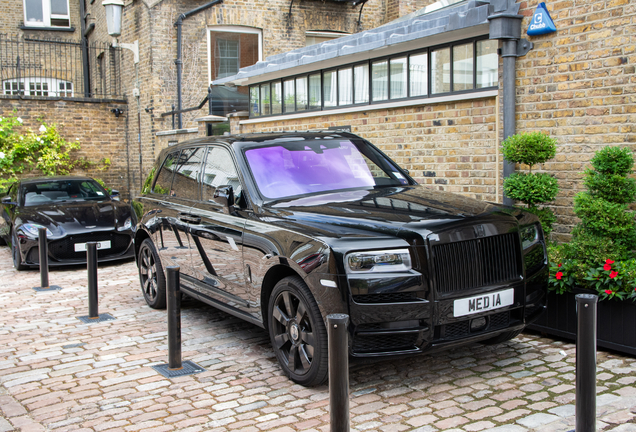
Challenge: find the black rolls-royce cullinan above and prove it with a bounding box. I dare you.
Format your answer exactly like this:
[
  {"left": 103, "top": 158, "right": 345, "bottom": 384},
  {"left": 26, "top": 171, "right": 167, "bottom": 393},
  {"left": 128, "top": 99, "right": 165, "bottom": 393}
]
[
  {"left": 132, "top": 131, "right": 548, "bottom": 386},
  {"left": 1, "top": 176, "right": 135, "bottom": 270}
]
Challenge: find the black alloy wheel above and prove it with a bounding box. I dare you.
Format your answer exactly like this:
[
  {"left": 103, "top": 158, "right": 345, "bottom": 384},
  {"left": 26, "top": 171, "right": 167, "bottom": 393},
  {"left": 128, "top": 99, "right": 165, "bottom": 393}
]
[
  {"left": 138, "top": 238, "right": 166, "bottom": 309},
  {"left": 12, "top": 231, "right": 27, "bottom": 271},
  {"left": 268, "top": 276, "right": 328, "bottom": 387}
]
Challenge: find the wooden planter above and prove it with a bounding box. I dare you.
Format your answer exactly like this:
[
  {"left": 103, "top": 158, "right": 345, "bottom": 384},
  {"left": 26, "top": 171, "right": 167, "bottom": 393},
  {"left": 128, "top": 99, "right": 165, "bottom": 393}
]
[{"left": 528, "top": 289, "right": 636, "bottom": 357}]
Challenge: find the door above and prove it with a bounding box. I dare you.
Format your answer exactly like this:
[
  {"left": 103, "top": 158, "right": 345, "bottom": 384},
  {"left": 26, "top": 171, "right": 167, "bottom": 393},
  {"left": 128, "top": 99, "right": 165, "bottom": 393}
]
[{"left": 189, "top": 145, "right": 255, "bottom": 315}]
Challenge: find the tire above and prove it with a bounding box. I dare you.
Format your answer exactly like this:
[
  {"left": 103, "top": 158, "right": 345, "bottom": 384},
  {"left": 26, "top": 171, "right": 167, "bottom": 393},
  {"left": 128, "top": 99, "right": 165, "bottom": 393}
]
[
  {"left": 267, "top": 276, "right": 328, "bottom": 387},
  {"left": 137, "top": 238, "right": 166, "bottom": 309},
  {"left": 12, "top": 231, "right": 27, "bottom": 271},
  {"left": 481, "top": 328, "right": 523, "bottom": 345}
]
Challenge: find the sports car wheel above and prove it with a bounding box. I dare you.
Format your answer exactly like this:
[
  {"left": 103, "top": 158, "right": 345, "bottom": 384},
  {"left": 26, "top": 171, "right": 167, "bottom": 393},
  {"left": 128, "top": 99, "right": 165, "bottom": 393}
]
[
  {"left": 268, "top": 276, "right": 328, "bottom": 387},
  {"left": 12, "top": 231, "right": 27, "bottom": 271},
  {"left": 138, "top": 238, "right": 166, "bottom": 309}
]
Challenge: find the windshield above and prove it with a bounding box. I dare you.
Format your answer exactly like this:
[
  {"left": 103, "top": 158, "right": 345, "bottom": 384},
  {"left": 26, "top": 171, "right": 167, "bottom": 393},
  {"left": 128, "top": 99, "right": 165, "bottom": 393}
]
[
  {"left": 21, "top": 179, "right": 109, "bottom": 206},
  {"left": 244, "top": 138, "right": 412, "bottom": 199}
]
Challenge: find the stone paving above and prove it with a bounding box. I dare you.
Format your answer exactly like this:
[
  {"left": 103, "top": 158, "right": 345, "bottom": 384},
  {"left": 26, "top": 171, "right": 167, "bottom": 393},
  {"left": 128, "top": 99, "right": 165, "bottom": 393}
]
[{"left": 0, "top": 246, "right": 636, "bottom": 432}]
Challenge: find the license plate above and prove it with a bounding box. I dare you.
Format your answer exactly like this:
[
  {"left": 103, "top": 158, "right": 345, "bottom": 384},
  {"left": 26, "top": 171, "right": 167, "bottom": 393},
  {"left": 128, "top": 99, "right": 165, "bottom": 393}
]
[
  {"left": 453, "top": 288, "right": 514, "bottom": 317},
  {"left": 74, "top": 240, "right": 111, "bottom": 252}
]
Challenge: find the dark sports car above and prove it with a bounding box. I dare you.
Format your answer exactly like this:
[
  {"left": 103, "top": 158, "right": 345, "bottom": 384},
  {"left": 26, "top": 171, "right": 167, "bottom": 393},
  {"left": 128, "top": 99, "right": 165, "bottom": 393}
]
[{"left": 0, "top": 176, "right": 135, "bottom": 270}]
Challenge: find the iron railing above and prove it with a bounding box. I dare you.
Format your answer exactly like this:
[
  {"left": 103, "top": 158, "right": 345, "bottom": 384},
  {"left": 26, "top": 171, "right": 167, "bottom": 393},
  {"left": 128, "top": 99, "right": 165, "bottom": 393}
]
[{"left": 0, "top": 34, "right": 123, "bottom": 99}]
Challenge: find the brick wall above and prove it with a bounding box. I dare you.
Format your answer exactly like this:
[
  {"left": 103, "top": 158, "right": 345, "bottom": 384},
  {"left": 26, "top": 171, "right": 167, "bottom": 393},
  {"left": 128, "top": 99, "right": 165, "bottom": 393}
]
[
  {"left": 1, "top": 0, "right": 81, "bottom": 40},
  {"left": 0, "top": 96, "right": 133, "bottom": 199},
  {"left": 515, "top": 0, "right": 636, "bottom": 241}
]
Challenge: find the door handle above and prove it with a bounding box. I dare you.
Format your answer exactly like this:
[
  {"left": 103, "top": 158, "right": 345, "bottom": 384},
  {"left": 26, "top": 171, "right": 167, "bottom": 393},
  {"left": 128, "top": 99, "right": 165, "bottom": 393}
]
[{"left": 179, "top": 214, "right": 201, "bottom": 224}]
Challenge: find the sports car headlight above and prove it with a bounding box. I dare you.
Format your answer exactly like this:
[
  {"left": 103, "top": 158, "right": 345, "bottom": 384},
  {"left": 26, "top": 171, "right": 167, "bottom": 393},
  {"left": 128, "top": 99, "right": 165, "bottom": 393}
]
[
  {"left": 346, "top": 249, "right": 412, "bottom": 273},
  {"left": 520, "top": 224, "right": 541, "bottom": 249},
  {"left": 20, "top": 223, "right": 53, "bottom": 238},
  {"left": 118, "top": 217, "right": 132, "bottom": 231}
]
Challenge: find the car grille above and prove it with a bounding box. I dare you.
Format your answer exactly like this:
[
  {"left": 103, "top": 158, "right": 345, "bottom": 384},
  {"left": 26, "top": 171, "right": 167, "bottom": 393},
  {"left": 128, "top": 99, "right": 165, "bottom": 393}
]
[
  {"left": 353, "top": 292, "right": 421, "bottom": 304},
  {"left": 438, "top": 311, "right": 510, "bottom": 341},
  {"left": 432, "top": 233, "right": 521, "bottom": 295},
  {"left": 352, "top": 333, "right": 418, "bottom": 354},
  {"left": 48, "top": 232, "right": 131, "bottom": 261}
]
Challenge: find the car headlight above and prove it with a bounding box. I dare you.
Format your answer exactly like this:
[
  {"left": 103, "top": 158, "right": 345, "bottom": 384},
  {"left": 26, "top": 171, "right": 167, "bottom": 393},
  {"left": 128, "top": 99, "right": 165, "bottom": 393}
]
[
  {"left": 345, "top": 249, "right": 412, "bottom": 273},
  {"left": 520, "top": 224, "right": 541, "bottom": 249},
  {"left": 118, "top": 217, "right": 132, "bottom": 231},
  {"left": 20, "top": 223, "right": 53, "bottom": 239}
]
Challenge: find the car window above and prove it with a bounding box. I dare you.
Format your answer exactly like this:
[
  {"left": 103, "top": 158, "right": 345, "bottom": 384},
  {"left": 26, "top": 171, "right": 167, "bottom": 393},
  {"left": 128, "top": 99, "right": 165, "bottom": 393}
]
[
  {"left": 244, "top": 138, "right": 409, "bottom": 199},
  {"left": 201, "top": 146, "right": 243, "bottom": 202},
  {"left": 171, "top": 147, "right": 205, "bottom": 200},
  {"left": 21, "top": 179, "right": 109, "bottom": 206},
  {"left": 153, "top": 150, "right": 180, "bottom": 195}
]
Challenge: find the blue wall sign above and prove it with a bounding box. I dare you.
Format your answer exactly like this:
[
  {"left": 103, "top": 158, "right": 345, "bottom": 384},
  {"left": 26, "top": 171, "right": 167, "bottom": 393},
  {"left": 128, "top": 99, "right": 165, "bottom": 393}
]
[{"left": 527, "top": 2, "right": 556, "bottom": 36}]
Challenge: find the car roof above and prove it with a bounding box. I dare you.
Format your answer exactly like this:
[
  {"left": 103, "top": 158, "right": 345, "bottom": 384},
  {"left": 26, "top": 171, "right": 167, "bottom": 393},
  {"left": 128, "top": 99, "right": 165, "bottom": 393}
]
[{"left": 19, "top": 175, "right": 95, "bottom": 185}]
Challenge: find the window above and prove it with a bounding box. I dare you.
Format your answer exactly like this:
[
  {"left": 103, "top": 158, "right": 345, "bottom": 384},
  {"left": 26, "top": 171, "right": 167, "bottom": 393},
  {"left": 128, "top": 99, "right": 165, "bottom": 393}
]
[
  {"left": 172, "top": 147, "right": 205, "bottom": 200},
  {"left": 23, "top": 0, "right": 70, "bottom": 28},
  {"left": 272, "top": 81, "right": 282, "bottom": 114},
  {"left": 260, "top": 83, "right": 271, "bottom": 116},
  {"left": 153, "top": 150, "right": 180, "bottom": 195},
  {"left": 248, "top": 37, "right": 499, "bottom": 118},
  {"left": 3, "top": 78, "right": 72, "bottom": 97},
  {"left": 305, "top": 31, "right": 348, "bottom": 47},
  {"left": 209, "top": 27, "right": 261, "bottom": 82},
  {"left": 201, "top": 147, "right": 242, "bottom": 202}
]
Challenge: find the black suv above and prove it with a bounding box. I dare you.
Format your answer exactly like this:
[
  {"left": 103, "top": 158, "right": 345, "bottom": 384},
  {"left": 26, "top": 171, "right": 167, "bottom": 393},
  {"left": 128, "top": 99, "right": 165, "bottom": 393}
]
[{"left": 132, "top": 131, "right": 548, "bottom": 386}]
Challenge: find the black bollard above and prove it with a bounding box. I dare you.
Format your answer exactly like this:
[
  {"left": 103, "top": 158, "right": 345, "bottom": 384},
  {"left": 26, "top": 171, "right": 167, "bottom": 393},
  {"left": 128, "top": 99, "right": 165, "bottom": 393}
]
[
  {"left": 166, "top": 266, "right": 182, "bottom": 370},
  {"left": 38, "top": 227, "right": 49, "bottom": 289},
  {"left": 328, "top": 313, "right": 350, "bottom": 432},
  {"left": 87, "top": 242, "right": 98, "bottom": 318},
  {"left": 576, "top": 293, "right": 598, "bottom": 432}
]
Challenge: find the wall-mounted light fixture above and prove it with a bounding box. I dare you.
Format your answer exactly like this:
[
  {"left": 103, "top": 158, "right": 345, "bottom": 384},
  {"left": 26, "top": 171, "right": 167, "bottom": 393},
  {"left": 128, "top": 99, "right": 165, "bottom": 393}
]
[
  {"left": 111, "top": 108, "right": 124, "bottom": 117},
  {"left": 102, "top": 0, "right": 139, "bottom": 63}
]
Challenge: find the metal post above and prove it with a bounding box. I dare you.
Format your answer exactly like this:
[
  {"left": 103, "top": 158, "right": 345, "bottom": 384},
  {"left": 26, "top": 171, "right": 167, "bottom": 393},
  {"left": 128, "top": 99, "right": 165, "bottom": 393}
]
[
  {"left": 38, "top": 227, "right": 49, "bottom": 289},
  {"left": 328, "top": 313, "right": 350, "bottom": 432},
  {"left": 576, "top": 293, "right": 598, "bottom": 432},
  {"left": 166, "top": 266, "right": 182, "bottom": 370},
  {"left": 87, "top": 242, "right": 98, "bottom": 318}
]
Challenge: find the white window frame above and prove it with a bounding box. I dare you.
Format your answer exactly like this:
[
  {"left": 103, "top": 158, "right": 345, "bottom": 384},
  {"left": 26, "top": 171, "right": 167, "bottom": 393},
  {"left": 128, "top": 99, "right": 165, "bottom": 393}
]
[
  {"left": 3, "top": 78, "right": 73, "bottom": 97},
  {"left": 207, "top": 26, "right": 262, "bottom": 84},
  {"left": 23, "top": 0, "right": 71, "bottom": 28},
  {"left": 305, "top": 30, "right": 349, "bottom": 47}
]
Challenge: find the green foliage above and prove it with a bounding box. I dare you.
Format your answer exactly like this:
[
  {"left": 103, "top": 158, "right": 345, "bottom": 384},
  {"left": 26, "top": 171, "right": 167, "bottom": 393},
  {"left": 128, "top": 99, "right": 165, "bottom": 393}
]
[
  {"left": 584, "top": 171, "right": 636, "bottom": 204},
  {"left": 525, "top": 205, "right": 557, "bottom": 237},
  {"left": 94, "top": 178, "right": 113, "bottom": 194},
  {"left": 141, "top": 166, "right": 156, "bottom": 194},
  {"left": 573, "top": 192, "right": 636, "bottom": 241},
  {"left": 589, "top": 146, "right": 634, "bottom": 176},
  {"left": 0, "top": 113, "right": 106, "bottom": 191},
  {"left": 501, "top": 132, "right": 557, "bottom": 167},
  {"left": 503, "top": 173, "right": 559, "bottom": 206}
]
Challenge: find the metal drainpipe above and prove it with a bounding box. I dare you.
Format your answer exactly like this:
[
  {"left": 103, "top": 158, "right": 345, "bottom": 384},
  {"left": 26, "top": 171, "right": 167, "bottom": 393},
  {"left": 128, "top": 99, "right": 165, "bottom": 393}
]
[
  {"left": 79, "top": 0, "right": 91, "bottom": 97},
  {"left": 174, "top": 0, "right": 224, "bottom": 130},
  {"left": 502, "top": 39, "right": 517, "bottom": 206}
]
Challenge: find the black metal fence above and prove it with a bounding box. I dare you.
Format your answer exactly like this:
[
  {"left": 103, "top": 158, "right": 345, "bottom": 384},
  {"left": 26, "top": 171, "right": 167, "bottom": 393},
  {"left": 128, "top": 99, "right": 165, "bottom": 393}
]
[{"left": 0, "top": 34, "right": 123, "bottom": 99}]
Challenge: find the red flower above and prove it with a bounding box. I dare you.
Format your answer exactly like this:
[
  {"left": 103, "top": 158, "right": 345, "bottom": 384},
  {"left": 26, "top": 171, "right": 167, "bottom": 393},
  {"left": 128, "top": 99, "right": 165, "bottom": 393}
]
[
  {"left": 605, "top": 289, "right": 613, "bottom": 295},
  {"left": 606, "top": 259, "right": 615, "bottom": 265},
  {"left": 604, "top": 263, "right": 612, "bottom": 271},
  {"left": 558, "top": 263, "right": 562, "bottom": 268},
  {"left": 610, "top": 271, "right": 618, "bottom": 279},
  {"left": 555, "top": 271, "right": 563, "bottom": 280}
]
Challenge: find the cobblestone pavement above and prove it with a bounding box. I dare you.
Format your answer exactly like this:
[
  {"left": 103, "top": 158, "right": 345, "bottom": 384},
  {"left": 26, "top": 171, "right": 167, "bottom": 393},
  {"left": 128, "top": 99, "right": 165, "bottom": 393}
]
[{"left": 0, "top": 246, "right": 635, "bottom": 432}]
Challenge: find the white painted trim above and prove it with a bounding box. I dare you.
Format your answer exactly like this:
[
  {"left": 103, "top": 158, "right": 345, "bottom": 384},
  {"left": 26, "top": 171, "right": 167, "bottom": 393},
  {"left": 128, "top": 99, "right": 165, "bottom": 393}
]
[
  {"left": 207, "top": 25, "right": 263, "bottom": 85},
  {"left": 156, "top": 128, "right": 198, "bottom": 136},
  {"left": 239, "top": 89, "right": 499, "bottom": 125}
]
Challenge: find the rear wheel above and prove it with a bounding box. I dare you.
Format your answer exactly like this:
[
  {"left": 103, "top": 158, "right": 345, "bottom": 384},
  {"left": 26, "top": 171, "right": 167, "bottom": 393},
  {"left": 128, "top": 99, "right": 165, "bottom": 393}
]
[
  {"left": 138, "top": 238, "right": 166, "bottom": 309},
  {"left": 268, "top": 276, "right": 328, "bottom": 387},
  {"left": 12, "top": 231, "right": 27, "bottom": 271}
]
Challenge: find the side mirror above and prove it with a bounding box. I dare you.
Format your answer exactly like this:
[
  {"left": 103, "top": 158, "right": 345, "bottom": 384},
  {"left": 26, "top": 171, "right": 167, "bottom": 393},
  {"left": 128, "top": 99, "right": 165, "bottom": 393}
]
[
  {"left": 1, "top": 196, "right": 16, "bottom": 205},
  {"left": 110, "top": 189, "right": 120, "bottom": 201},
  {"left": 213, "top": 185, "right": 234, "bottom": 210}
]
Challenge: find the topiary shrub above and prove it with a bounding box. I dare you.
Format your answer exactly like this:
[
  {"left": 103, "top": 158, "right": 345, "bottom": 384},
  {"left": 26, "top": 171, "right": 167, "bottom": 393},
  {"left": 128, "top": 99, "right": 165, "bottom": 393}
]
[{"left": 501, "top": 131, "right": 559, "bottom": 236}]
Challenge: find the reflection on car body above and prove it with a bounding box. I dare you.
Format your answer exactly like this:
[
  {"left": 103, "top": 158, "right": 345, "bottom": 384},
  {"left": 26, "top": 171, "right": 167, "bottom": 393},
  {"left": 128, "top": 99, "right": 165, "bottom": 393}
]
[{"left": 132, "top": 131, "right": 548, "bottom": 386}]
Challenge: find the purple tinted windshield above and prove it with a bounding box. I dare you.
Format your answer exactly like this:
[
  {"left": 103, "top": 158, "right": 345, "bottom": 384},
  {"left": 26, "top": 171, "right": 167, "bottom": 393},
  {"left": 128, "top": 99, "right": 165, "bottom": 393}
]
[{"left": 245, "top": 139, "right": 382, "bottom": 199}]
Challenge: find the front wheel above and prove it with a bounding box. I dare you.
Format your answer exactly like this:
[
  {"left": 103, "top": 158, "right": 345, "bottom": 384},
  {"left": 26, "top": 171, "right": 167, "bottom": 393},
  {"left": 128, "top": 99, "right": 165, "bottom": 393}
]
[
  {"left": 137, "top": 238, "right": 166, "bottom": 309},
  {"left": 268, "top": 276, "right": 328, "bottom": 387},
  {"left": 12, "top": 231, "right": 27, "bottom": 271}
]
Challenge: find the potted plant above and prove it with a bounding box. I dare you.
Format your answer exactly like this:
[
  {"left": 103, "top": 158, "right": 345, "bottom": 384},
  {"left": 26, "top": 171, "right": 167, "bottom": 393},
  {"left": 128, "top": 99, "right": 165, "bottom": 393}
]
[
  {"left": 529, "top": 146, "right": 636, "bottom": 355},
  {"left": 501, "top": 131, "right": 559, "bottom": 237}
]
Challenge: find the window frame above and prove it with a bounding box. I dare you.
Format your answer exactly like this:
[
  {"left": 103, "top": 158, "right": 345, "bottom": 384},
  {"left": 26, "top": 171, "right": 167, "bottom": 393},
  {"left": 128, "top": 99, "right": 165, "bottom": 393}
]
[
  {"left": 248, "top": 36, "right": 498, "bottom": 119},
  {"left": 3, "top": 77, "right": 73, "bottom": 97},
  {"left": 23, "top": 0, "right": 71, "bottom": 28},
  {"left": 207, "top": 26, "right": 263, "bottom": 85}
]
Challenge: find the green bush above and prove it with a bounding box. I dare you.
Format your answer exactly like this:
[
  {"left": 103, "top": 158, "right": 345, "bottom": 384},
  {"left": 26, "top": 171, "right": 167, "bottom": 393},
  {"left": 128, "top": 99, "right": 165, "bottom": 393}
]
[
  {"left": 503, "top": 172, "right": 559, "bottom": 206},
  {"left": 590, "top": 146, "right": 634, "bottom": 176},
  {"left": 584, "top": 171, "right": 636, "bottom": 204},
  {"left": 501, "top": 132, "right": 557, "bottom": 167}
]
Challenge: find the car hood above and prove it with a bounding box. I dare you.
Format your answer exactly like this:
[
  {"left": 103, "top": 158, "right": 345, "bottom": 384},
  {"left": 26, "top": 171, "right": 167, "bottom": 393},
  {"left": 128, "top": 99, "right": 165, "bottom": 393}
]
[
  {"left": 16, "top": 200, "right": 131, "bottom": 235},
  {"left": 263, "top": 186, "right": 525, "bottom": 243}
]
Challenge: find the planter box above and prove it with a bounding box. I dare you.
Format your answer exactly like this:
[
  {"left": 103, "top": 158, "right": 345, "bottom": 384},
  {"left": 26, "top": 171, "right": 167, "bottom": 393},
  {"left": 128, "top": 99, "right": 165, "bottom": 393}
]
[{"left": 528, "top": 289, "right": 636, "bottom": 357}]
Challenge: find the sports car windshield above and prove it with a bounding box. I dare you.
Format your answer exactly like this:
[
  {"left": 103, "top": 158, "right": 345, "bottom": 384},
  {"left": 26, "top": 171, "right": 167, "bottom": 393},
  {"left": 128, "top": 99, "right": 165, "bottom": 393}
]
[
  {"left": 21, "top": 179, "right": 109, "bottom": 206},
  {"left": 245, "top": 138, "right": 412, "bottom": 199}
]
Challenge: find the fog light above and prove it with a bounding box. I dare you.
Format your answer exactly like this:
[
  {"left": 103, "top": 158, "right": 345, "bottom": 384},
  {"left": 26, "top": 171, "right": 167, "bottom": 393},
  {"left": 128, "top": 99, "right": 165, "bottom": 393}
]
[{"left": 470, "top": 317, "right": 488, "bottom": 332}]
